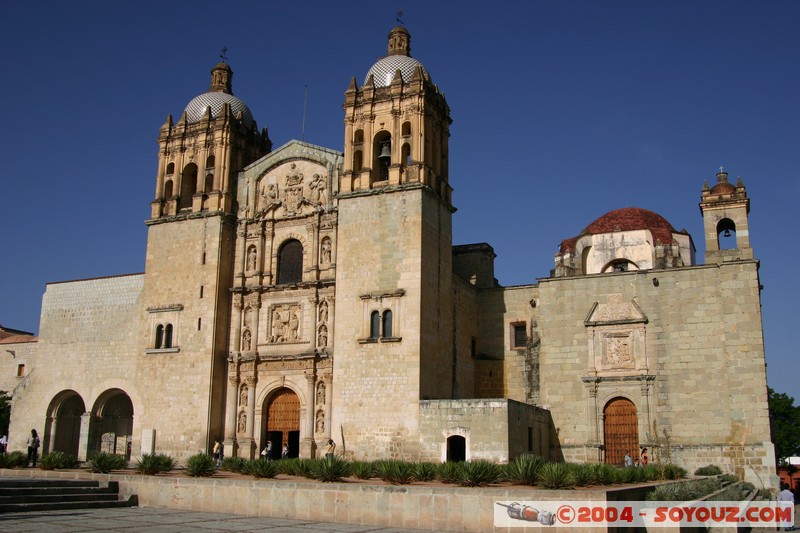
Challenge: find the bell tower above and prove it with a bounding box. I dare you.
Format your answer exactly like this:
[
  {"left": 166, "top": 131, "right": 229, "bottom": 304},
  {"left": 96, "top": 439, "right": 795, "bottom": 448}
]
[
  {"left": 700, "top": 168, "right": 753, "bottom": 264},
  {"left": 332, "top": 26, "right": 455, "bottom": 460},
  {"left": 138, "top": 62, "right": 270, "bottom": 458}
]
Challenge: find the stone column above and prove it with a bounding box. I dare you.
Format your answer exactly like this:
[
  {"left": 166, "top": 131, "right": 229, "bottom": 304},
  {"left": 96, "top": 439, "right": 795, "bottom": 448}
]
[
  {"left": 78, "top": 412, "right": 91, "bottom": 462},
  {"left": 224, "top": 374, "right": 239, "bottom": 455},
  {"left": 241, "top": 375, "right": 257, "bottom": 459},
  {"left": 300, "top": 371, "right": 316, "bottom": 458}
]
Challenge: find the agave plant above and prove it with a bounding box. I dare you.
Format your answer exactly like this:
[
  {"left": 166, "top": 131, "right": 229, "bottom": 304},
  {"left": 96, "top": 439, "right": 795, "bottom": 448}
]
[
  {"left": 87, "top": 452, "right": 127, "bottom": 473},
  {"left": 458, "top": 460, "right": 501, "bottom": 487},
  {"left": 39, "top": 451, "right": 79, "bottom": 470},
  {"left": 694, "top": 464, "right": 722, "bottom": 476},
  {"left": 312, "top": 455, "right": 350, "bottom": 482},
  {"left": 567, "top": 463, "right": 596, "bottom": 487},
  {"left": 135, "top": 453, "right": 176, "bottom": 475},
  {"left": 537, "top": 462, "right": 576, "bottom": 489},
  {"left": 349, "top": 461, "right": 376, "bottom": 480},
  {"left": 437, "top": 461, "right": 464, "bottom": 484},
  {"left": 413, "top": 462, "right": 438, "bottom": 482},
  {"left": 506, "top": 455, "right": 545, "bottom": 486},
  {"left": 185, "top": 453, "right": 216, "bottom": 477},
  {"left": 220, "top": 456, "right": 247, "bottom": 473},
  {"left": 0, "top": 451, "right": 28, "bottom": 469},
  {"left": 375, "top": 460, "right": 415, "bottom": 485},
  {"left": 242, "top": 458, "right": 279, "bottom": 479}
]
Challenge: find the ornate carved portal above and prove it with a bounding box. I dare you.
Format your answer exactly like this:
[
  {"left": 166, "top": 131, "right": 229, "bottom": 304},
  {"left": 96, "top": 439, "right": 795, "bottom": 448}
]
[
  {"left": 262, "top": 388, "right": 301, "bottom": 459},
  {"left": 603, "top": 397, "right": 639, "bottom": 466}
]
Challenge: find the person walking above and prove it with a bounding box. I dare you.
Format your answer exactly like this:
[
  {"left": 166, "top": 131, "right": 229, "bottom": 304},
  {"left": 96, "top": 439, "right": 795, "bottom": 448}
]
[
  {"left": 27, "top": 429, "right": 40, "bottom": 467},
  {"left": 778, "top": 483, "right": 795, "bottom": 531}
]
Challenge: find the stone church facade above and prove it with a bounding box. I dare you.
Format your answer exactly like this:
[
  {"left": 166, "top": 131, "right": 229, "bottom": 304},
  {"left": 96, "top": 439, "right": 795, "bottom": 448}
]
[{"left": 1, "top": 26, "right": 774, "bottom": 484}]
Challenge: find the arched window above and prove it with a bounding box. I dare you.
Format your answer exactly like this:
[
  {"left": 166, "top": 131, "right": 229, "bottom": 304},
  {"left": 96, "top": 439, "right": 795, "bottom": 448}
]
[
  {"left": 155, "top": 324, "right": 164, "bottom": 348},
  {"left": 353, "top": 129, "right": 364, "bottom": 144},
  {"left": 164, "top": 324, "right": 173, "bottom": 349},
  {"left": 373, "top": 132, "right": 392, "bottom": 182},
  {"left": 382, "top": 310, "right": 393, "bottom": 338},
  {"left": 179, "top": 163, "right": 198, "bottom": 211},
  {"left": 401, "top": 121, "right": 411, "bottom": 137},
  {"left": 353, "top": 150, "right": 363, "bottom": 172},
  {"left": 277, "top": 239, "right": 303, "bottom": 284},
  {"left": 166, "top": 162, "right": 175, "bottom": 175},
  {"left": 717, "top": 218, "right": 736, "bottom": 250},
  {"left": 370, "top": 311, "right": 381, "bottom": 339},
  {"left": 204, "top": 174, "right": 214, "bottom": 193},
  {"left": 602, "top": 259, "right": 637, "bottom": 273},
  {"left": 164, "top": 180, "right": 173, "bottom": 199},
  {"left": 205, "top": 155, "right": 215, "bottom": 169},
  {"left": 401, "top": 143, "right": 411, "bottom": 168}
]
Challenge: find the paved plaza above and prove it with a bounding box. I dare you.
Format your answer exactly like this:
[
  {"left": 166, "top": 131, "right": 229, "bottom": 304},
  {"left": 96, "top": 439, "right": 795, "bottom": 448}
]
[{"left": 0, "top": 507, "right": 431, "bottom": 533}]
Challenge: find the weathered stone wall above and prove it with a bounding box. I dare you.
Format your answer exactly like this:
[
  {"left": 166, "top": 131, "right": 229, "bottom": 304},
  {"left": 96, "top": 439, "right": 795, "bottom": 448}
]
[
  {"left": 531, "top": 261, "right": 773, "bottom": 483},
  {"left": 419, "top": 398, "right": 552, "bottom": 463},
  {"left": 7, "top": 274, "right": 144, "bottom": 452}
]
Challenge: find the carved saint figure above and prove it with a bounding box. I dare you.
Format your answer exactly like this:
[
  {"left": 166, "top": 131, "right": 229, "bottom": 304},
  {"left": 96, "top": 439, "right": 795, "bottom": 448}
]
[
  {"left": 320, "top": 239, "right": 332, "bottom": 264},
  {"left": 309, "top": 173, "right": 328, "bottom": 205},
  {"left": 318, "top": 324, "right": 328, "bottom": 349},
  {"left": 315, "top": 410, "right": 324, "bottom": 433},
  {"left": 241, "top": 329, "right": 251, "bottom": 351},
  {"left": 239, "top": 385, "right": 248, "bottom": 406},
  {"left": 238, "top": 412, "right": 246, "bottom": 433},
  {"left": 316, "top": 382, "right": 326, "bottom": 405},
  {"left": 246, "top": 247, "right": 257, "bottom": 271},
  {"left": 319, "top": 301, "right": 328, "bottom": 323},
  {"left": 285, "top": 187, "right": 302, "bottom": 212},
  {"left": 288, "top": 311, "right": 299, "bottom": 341},
  {"left": 271, "top": 309, "right": 285, "bottom": 343}
]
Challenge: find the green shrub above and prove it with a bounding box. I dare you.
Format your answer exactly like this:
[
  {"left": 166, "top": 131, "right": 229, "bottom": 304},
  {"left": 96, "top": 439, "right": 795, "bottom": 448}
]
[
  {"left": 438, "top": 461, "right": 464, "bottom": 484},
  {"left": 135, "top": 453, "right": 175, "bottom": 475},
  {"left": 278, "top": 458, "right": 317, "bottom": 478},
  {"left": 0, "top": 451, "right": 28, "bottom": 468},
  {"left": 220, "top": 456, "right": 247, "bottom": 473},
  {"left": 591, "top": 463, "right": 617, "bottom": 485},
  {"left": 506, "top": 455, "right": 545, "bottom": 486},
  {"left": 350, "top": 461, "right": 376, "bottom": 479},
  {"left": 242, "top": 458, "right": 279, "bottom": 479},
  {"left": 413, "top": 462, "right": 438, "bottom": 482},
  {"left": 568, "top": 463, "right": 597, "bottom": 487},
  {"left": 694, "top": 464, "right": 722, "bottom": 476},
  {"left": 538, "top": 462, "right": 576, "bottom": 489},
  {"left": 38, "top": 451, "right": 79, "bottom": 470},
  {"left": 459, "top": 460, "right": 501, "bottom": 487},
  {"left": 375, "top": 460, "right": 415, "bottom": 485},
  {"left": 87, "top": 452, "right": 127, "bottom": 473},
  {"left": 312, "top": 455, "right": 350, "bottom": 482},
  {"left": 185, "top": 453, "right": 216, "bottom": 477}
]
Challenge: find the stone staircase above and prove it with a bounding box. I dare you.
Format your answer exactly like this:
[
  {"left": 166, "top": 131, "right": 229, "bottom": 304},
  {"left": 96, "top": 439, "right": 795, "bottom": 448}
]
[{"left": 0, "top": 478, "right": 138, "bottom": 513}]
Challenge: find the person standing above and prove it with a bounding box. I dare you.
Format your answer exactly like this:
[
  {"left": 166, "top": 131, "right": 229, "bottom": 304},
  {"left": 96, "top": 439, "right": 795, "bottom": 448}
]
[
  {"left": 640, "top": 447, "right": 648, "bottom": 467},
  {"left": 27, "top": 429, "right": 40, "bottom": 467},
  {"left": 624, "top": 451, "right": 633, "bottom": 467},
  {"left": 325, "top": 439, "right": 335, "bottom": 460},
  {"left": 0, "top": 434, "right": 7, "bottom": 454},
  {"left": 281, "top": 442, "right": 288, "bottom": 459},
  {"left": 778, "top": 484, "right": 795, "bottom": 531}
]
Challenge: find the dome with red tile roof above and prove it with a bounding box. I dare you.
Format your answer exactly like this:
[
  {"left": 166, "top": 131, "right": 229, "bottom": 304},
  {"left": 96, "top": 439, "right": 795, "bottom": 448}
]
[{"left": 559, "top": 207, "right": 685, "bottom": 254}]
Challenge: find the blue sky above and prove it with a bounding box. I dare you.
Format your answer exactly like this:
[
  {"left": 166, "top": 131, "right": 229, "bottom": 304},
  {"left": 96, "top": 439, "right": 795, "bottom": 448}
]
[{"left": 2, "top": 1, "right": 798, "bottom": 400}]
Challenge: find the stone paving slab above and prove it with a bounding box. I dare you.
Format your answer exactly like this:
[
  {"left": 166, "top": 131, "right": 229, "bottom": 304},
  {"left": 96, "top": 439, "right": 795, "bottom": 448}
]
[{"left": 0, "top": 507, "right": 432, "bottom": 532}]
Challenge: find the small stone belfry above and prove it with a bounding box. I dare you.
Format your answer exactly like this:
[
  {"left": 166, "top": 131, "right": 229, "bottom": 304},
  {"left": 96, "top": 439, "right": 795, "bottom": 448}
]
[
  {"left": 341, "top": 25, "right": 452, "bottom": 203},
  {"left": 700, "top": 168, "right": 753, "bottom": 263}
]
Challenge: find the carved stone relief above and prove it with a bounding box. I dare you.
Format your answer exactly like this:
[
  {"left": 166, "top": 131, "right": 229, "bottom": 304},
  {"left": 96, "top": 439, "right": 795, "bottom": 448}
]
[
  {"left": 237, "top": 412, "right": 246, "bottom": 433},
  {"left": 320, "top": 237, "right": 332, "bottom": 264},
  {"left": 315, "top": 410, "right": 325, "bottom": 433},
  {"left": 239, "top": 385, "right": 248, "bottom": 406},
  {"left": 601, "top": 332, "right": 634, "bottom": 369},
  {"left": 316, "top": 382, "right": 326, "bottom": 405},
  {"left": 241, "top": 329, "right": 252, "bottom": 351},
  {"left": 268, "top": 303, "right": 302, "bottom": 343}
]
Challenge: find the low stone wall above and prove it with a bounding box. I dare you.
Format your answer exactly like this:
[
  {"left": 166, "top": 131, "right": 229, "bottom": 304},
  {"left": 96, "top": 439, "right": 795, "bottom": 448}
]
[{"left": 0, "top": 468, "right": 657, "bottom": 532}]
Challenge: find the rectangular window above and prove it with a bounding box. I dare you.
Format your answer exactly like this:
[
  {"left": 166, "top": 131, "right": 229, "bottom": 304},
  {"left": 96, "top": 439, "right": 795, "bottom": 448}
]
[
  {"left": 512, "top": 322, "right": 527, "bottom": 349},
  {"left": 528, "top": 427, "right": 534, "bottom": 452},
  {"left": 17, "top": 364, "right": 25, "bottom": 377}
]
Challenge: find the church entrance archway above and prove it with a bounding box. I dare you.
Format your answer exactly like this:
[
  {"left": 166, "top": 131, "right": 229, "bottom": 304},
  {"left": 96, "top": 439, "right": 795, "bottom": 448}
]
[
  {"left": 262, "top": 388, "right": 300, "bottom": 459},
  {"left": 89, "top": 390, "right": 134, "bottom": 460},
  {"left": 446, "top": 435, "right": 466, "bottom": 462},
  {"left": 603, "top": 397, "right": 638, "bottom": 466},
  {"left": 44, "top": 391, "right": 86, "bottom": 456}
]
